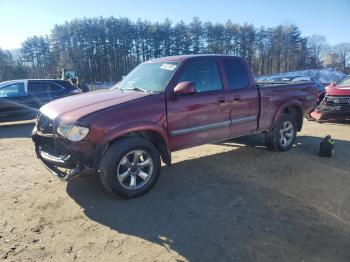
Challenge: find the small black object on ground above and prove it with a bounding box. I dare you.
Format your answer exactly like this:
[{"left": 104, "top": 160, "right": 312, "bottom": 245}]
[{"left": 319, "top": 135, "right": 335, "bottom": 157}]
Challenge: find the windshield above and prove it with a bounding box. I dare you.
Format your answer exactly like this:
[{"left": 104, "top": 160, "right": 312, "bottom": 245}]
[
  {"left": 337, "top": 76, "right": 350, "bottom": 87},
  {"left": 113, "top": 61, "right": 180, "bottom": 92}
]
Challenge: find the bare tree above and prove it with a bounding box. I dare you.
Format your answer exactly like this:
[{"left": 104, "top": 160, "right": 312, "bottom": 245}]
[
  {"left": 333, "top": 43, "right": 350, "bottom": 72},
  {"left": 307, "top": 35, "right": 327, "bottom": 67}
]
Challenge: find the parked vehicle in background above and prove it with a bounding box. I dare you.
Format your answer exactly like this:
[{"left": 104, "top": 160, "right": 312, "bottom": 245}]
[
  {"left": 88, "top": 82, "right": 115, "bottom": 91},
  {"left": 32, "top": 55, "right": 318, "bottom": 198},
  {"left": 309, "top": 75, "right": 350, "bottom": 121},
  {"left": 257, "top": 69, "right": 346, "bottom": 87},
  {"left": 60, "top": 69, "right": 90, "bottom": 93},
  {"left": 60, "top": 69, "right": 78, "bottom": 82},
  {"left": 0, "top": 79, "right": 82, "bottom": 121},
  {"left": 257, "top": 75, "right": 325, "bottom": 94}
]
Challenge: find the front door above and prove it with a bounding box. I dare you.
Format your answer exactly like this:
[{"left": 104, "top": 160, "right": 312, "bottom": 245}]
[
  {"left": 0, "top": 82, "right": 31, "bottom": 120},
  {"left": 167, "top": 60, "right": 231, "bottom": 151}
]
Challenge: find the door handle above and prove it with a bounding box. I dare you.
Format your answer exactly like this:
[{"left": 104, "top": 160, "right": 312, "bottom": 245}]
[
  {"left": 217, "top": 97, "right": 226, "bottom": 103},
  {"left": 233, "top": 96, "right": 241, "bottom": 101}
]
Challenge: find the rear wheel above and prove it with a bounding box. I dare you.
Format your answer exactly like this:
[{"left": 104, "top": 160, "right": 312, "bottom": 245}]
[
  {"left": 99, "top": 138, "right": 161, "bottom": 199},
  {"left": 265, "top": 114, "right": 297, "bottom": 152}
]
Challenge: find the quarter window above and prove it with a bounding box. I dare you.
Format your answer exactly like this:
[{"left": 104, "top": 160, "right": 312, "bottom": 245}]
[
  {"left": 224, "top": 60, "right": 250, "bottom": 90},
  {"left": 178, "top": 61, "right": 222, "bottom": 92}
]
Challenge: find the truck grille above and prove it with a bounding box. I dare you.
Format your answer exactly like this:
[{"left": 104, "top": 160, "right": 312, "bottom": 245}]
[
  {"left": 319, "top": 96, "right": 350, "bottom": 113},
  {"left": 37, "top": 113, "right": 54, "bottom": 134}
]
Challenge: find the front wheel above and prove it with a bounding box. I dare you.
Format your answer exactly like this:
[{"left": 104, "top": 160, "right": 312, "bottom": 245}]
[
  {"left": 99, "top": 138, "right": 161, "bottom": 199},
  {"left": 265, "top": 114, "right": 297, "bottom": 152}
]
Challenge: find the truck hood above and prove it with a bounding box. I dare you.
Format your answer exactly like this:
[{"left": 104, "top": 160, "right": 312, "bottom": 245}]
[
  {"left": 326, "top": 85, "right": 350, "bottom": 96},
  {"left": 40, "top": 89, "right": 150, "bottom": 123}
]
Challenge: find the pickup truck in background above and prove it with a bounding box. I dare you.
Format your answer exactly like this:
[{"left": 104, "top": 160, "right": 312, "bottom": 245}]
[{"left": 32, "top": 55, "right": 318, "bottom": 198}]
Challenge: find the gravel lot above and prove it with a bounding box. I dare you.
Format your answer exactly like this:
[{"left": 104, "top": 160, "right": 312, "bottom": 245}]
[{"left": 0, "top": 120, "right": 350, "bottom": 261}]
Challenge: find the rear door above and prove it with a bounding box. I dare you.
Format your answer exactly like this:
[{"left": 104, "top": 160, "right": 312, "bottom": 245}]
[
  {"left": 222, "top": 59, "right": 259, "bottom": 137},
  {"left": 27, "top": 81, "right": 50, "bottom": 109},
  {"left": 27, "top": 81, "right": 65, "bottom": 108},
  {"left": 47, "top": 81, "right": 68, "bottom": 98},
  {"left": 167, "top": 59, "right": 231, "bottom": 150}
]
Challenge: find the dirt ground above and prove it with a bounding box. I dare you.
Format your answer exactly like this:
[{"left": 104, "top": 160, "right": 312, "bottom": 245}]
[{"left": 0, "top": 120, "right": 350, "bottom": 262}]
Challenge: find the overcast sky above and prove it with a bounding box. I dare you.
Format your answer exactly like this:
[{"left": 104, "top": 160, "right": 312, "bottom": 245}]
[{"left": 0, "top": 0, "right": 349, "bottom": 49}]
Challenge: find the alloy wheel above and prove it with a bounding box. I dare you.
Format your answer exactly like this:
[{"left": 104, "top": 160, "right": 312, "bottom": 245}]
[
  {"left": 279, "top": 120, "right": 294, "bottom": 148},
  {"left": 116, "top": 150, "right": 154, "bottom": 190}
]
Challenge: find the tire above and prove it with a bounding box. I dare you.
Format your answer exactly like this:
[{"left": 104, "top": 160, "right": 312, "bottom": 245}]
[
  {"left": 265, "top": 114, "right": 297, "bottom": 152},
  {"left": 99, "top": 138, "right": 161, "bottom": 199}
]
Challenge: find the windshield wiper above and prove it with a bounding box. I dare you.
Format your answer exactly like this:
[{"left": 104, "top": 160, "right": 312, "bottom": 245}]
[{"left": 124, "top": 86, "right": 149, "bottom": 93}]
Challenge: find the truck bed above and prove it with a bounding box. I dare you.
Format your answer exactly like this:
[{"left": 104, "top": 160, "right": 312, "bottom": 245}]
[{"left": 257, "top": 82, "right": 318, "bottom": 131}]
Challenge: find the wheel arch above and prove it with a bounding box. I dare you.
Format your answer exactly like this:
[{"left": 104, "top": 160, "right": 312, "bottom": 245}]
[
  {"left": 100, "top": 122, "right": 171, "bottom": 165},
  {"left": 271, "top": 101, "right": 303, "bottom": 132}
]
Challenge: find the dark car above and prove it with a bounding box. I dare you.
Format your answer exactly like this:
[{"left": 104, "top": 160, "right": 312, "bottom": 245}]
[
  {"left": 0, "top": 79, "right": 82, "bottom": 121},
  {"left": 32, "top": 55, "right": 318, "bottom": 198},
  {"left": 257, "top": 75, "right": 325, "bottom": 94},
  {"left": 257, "top": 69, "right": 346, "bottom": 89}
]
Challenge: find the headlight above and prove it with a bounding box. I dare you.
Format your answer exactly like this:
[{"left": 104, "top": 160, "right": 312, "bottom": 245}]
[
  {"left": 57, "top": 124, "right": 72, "bottom": 137},
  {"left": 57, "top": 124, "right": 89, "bottom": 141},
  {"left": 68, "top": 125, "right": 90, "bottom": 141}
]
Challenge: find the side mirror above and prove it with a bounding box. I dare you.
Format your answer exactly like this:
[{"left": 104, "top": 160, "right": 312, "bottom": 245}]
[{"left": 174, "top": 81, "right": 196, "bottom": 95}]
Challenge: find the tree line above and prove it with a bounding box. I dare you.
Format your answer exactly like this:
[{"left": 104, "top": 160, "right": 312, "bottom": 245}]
[
  {"left": 0, "top": 49, "right": 27, "bottom": 81},
  {"left": 1, "top": 17, "right": 349, "bottom": 83}
]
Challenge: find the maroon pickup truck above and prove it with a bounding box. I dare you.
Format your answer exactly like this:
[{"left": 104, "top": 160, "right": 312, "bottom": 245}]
[{"left": 32, "top": 55, "right": 318, "bottom": 198}]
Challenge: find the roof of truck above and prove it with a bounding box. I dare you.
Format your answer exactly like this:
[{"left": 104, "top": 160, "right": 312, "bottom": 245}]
[{"left": 148, "top": 54, "right": 241, "bottom": 63}]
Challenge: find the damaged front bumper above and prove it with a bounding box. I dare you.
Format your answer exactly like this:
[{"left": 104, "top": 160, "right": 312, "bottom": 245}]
[
  {"left": 309, "top": 95, "right": 350, "bottom": 121},
  {"left": 32, "top": 132, "right": 89, "bottom": 181},
  {"left": 31, "top": 118, "right": 103, "bottom": 181}
]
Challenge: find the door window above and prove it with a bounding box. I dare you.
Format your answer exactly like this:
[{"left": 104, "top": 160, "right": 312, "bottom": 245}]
[
  {"left": 27, "top": 81, "right": 49, "bottom": 94},
  {"left": 0, "top": 83, "right": 26, "bottom": 97},
  {"left": 48, "top": 82, "right": 64, "bottom": 92},
  {"left": 224, "top": 60, "right": 249, "bottom": 90},
  {"left": 178, "top": 61, "right": 222, "bottom": 92}
]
